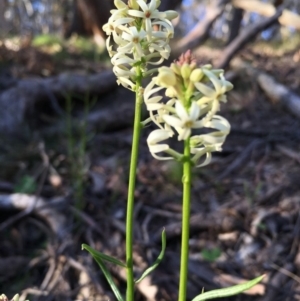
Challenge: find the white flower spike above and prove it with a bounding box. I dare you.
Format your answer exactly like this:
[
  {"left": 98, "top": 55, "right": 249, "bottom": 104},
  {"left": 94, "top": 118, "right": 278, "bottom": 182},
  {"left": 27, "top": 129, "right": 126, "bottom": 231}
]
[
  {"left": 102, "top": 0, "right": 178, "bottom": 90},
  {"left": 143, "top": 50, "right": 233, "bottom": 167}
]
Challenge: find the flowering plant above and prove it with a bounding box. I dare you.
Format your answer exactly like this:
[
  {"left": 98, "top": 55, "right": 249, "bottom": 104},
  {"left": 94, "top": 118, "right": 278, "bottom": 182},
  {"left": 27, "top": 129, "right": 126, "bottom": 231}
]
[
  {"left": 82, "top": 1, "right": 263, "bottom": 301},
  {"left": 145, "top": 51, "right": 232, "bottom": 166},
  {"left": 0, "top": 294, "right": 27, "bottom": 301},
  {"left": 103, "top": 0, "right": 177, "bottom": 90}
]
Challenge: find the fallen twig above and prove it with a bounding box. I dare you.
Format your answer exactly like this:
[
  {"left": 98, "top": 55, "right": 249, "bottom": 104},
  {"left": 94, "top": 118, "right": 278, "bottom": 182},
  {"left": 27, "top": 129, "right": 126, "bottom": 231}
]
[
  {"left": 175, "top": 0, "right": 229, "bottom": 54},
  {"left": 231, "top": 58, "right": 300, "bottom": 119},
  {"left": 217, "top": 139, "right": 264, "bottom": 180},
  {"left": 0, "top": 71, "right": 117, "bottom": 135},
  {"left": 0, "top": 193, "right": 67, "bottom": 239},
  {"left": 215, "top": 6, "right": 284, "bottom": 69}
]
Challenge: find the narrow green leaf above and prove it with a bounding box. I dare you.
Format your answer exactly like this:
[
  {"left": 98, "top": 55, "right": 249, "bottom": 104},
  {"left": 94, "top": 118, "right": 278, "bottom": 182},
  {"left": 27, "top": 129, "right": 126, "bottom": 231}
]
[
  {"left": 82, "top": 244, "right": 124, "bottom": 301},
  {"left": 82, "top": 244, "right": 126, "bottom": 267},
  {"left": 92, "top": 255, "right": 124, "bottom": 301},
  {"left": 192, "top": 275, "right": 264, "bottom": 301},
  {"left": 135, "top": 229, "right": 166, "bottom": 284}
]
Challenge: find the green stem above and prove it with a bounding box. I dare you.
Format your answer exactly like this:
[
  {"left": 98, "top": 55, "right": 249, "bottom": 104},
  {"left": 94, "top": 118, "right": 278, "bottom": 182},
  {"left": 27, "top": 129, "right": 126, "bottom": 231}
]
[
  {"left": 126, "top": 72, "right": 143, "bottom": 301},
  {"left": 178, "top": 138, "right": 192, "bottom": 301}
]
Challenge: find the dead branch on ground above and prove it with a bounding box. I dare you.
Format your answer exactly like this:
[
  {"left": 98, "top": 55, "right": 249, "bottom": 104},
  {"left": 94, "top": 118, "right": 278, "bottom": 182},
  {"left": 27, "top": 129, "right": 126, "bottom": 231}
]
[
  {"left": 0, "top": 193, "right": 67, "bottom": 239},
  {"left": 231, "top": 58, "right": 300, "bottom": 119},
  {"left": 175, "top": 0, "right": 229, "bottom": 54},
  {"left": 232, "top": 0, "right": 300, "bottom": 30},
  {"left": 0, "top": 71, "right": 117, "bottom": 135},
  {"left": 215, "top": 6, "right": 284, "bottom": 69}
]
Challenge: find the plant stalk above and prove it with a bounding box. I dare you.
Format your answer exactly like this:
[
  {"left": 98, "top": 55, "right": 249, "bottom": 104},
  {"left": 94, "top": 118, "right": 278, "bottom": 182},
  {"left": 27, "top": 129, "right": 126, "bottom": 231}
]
[
  {"left": 178, "top": 138, "right": 192, "bottom": 301},
  {"left": 126, "top": 72, "right": 143, "bottom": 301}
]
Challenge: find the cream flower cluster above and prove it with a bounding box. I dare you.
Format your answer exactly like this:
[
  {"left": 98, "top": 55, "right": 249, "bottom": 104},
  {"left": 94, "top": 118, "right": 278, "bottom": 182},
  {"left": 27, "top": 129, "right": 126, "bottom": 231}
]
[
  {"left": 0, "top": 294, "right": 27, "bottom": 301},
  {"left": 103, "top": 0, "right": 178, "bottom": 90},
  {"left": 145, "top": 52, "right": 233, "bottom": 167}
]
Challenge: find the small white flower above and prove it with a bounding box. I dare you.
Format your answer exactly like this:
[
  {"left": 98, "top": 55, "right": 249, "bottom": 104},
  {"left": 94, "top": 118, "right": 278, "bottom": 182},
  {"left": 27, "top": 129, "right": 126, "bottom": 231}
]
[
  {"left": 143, "top": 79, "right": 175, "bottom": 134},
  {"left": 103, "top": 9, "right": 133, "bottom": 36},
  {"left": 194, "top": 69, "right": 233, "bottom": 122},
  {"left": 151, "top": 23, "right": 173, "bottom": 40},
  {"left": 155, "top": 67, "right": 177, "bottom": 87},
  {"left": 144, "top": 79, "right": 164, "bottom": 111},
  {"left": 195, "top": 69, "right": 233, "bottom": 104},
  {"left": 106, "top": 36, "right": 115, "bottom": 57},
  {"left": 114, "top": 0, "right": 127, "bottom": 10},
  {"left": 116, "top": 76, "right": 136, "bottom": 90},
  {"left": 111, "top": 52, "right": 136, "bottom": 66},
  {"left": 145, "top": 53, "right": 165, "bottom": 65},
  {"left": 128, "top": 0, "right": 167, "bottom": 36},
  {"left": 190, "top": 115, "right": 230, "bottom": 167},
  {"left": 113, "top": 65, "right": 135, "bottom": 78},
  {"left": 163, "top": 101, "right": 203, "bottom": 141},
  {"left": 148, "top": 99, "right": 175, "bottom": 133},
  {"left": 118, "top": 27, "right": 147, "bottom": 59},
  {"left": 149, "top": 41, "right": 171, "bottom": 59},
  {"left": 147, "top": 129, "right": 173, "bottom": 160}
]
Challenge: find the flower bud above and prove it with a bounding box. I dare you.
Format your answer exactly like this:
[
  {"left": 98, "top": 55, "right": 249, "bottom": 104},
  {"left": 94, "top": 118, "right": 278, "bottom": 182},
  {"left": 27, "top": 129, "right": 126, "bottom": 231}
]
[
  {"left": 190, "top": 69, "right": 204, "bottom": 82},
  {"left": 170, "top": 63, "right": 181, "bottom": 76},
  {"left": 165, "top": 87, "right": 177, "bottom": 98},
  {"left": 156, "top": 67, "right": 177, "bottom": 87},
  {"left": 181, "top": 63, "right": 191, "bottom": 79},
  {"left": 128, "top": 0, "right": 139, "bottom": 9},
  {"left": 202, "top": 64, "right": 212, "bottom": 69},
  {"left": 114, "top": 0, "right": 127, "bottom": 9},
  {"left": 211, "top": 69, "right": 224, "bottom": 76},
  {"left": 220, "top": 81, "right": 234, "bottom": 93},
  {"left": 12, "top": 295, "right": 19, "bottom": 301},
  {"left": 165, "top": 10, "right": 179, "bottom": 20}
]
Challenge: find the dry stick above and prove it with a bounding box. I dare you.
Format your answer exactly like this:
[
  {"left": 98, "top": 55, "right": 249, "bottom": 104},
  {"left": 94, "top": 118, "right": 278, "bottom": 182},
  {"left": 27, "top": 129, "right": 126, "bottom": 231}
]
[
  {"left": 0, "top": 70, "right": 117, "bottom": 134},
  {"left": 231, "top": 58, "right": 300, "bottom": 119},
  {"left": 67, "top": 256, "right": 105, "bottom": 296},
  {"left": 232, "top": 0, "right": 300, "bottom": 30},
  {"left": 217, "top": 139, "right": 264, "bottom": 181},
  {"left": 256, "top": 185, "right": 286, "bottom": 205},
  {"left": 226, "top": 7, "right": 244, "bottom": 45},
  {"left": 175, "top": 0, "right": 229, "bottom": 53},
  {"left": 154, "top": 209, "right": 242, "bottom": 242},
  {"left": 215, "top": 6, "right": 284, "bottom": 69},
  {"left": 0, "top": 193, "right": 67, "bottom": 238},
  {"left": 276, "top": 145, "right": 300, "bottom": 165},
  {"left": 261, "top": 263, "right": 295, "bottom": 301}
]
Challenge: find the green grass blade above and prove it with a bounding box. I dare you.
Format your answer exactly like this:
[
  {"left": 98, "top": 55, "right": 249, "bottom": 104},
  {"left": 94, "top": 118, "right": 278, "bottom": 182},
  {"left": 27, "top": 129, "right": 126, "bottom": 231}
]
[
  {"left": 192, "top": 275, "right": 264, "bottom": 301},
  {"left": 82, "top": 244, "right": 127, "bottom": 267},
  {"left": 82, "top": 244, "right": 124, "bottom": 301},
  {"left": 135, "top": 229, "right": 166, "bottom": 284}
]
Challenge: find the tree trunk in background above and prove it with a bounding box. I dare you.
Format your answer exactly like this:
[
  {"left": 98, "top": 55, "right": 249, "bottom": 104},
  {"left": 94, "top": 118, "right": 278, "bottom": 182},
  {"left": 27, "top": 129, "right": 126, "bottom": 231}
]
[
  {"left": 232, "top": 0, "right": 300, "bottom": 30},
  {"left": 0, "top": 0, "right": 7, "bottom": 36},
  {"left": 175, "top": 0, "right": 229, "bottom": 54},
  {"left": 215, "top": 6, "right": 283, "bottom": 69},
  {"left": 64, "top": 0, "right": 183, "bottom": 47},
  {"left": 226, "top": 7, "right": 243, "bottom": 45},
  {"left": 159, "top": 0, "right": 183, "bottom": 11},
  {"left": 64, "top": 0, "right": 114, "bottom": 47}
]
